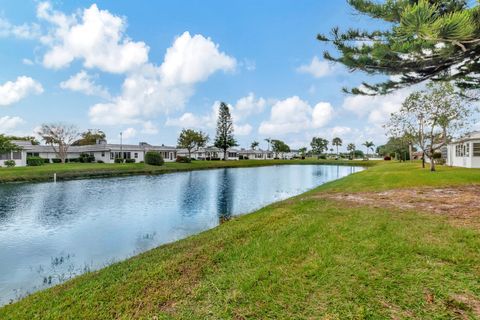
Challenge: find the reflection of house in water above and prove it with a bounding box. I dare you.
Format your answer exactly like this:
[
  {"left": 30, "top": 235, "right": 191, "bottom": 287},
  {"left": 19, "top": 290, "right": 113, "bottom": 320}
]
[{"left": 216, "top": 169, "right": 235, "bottom": 223}]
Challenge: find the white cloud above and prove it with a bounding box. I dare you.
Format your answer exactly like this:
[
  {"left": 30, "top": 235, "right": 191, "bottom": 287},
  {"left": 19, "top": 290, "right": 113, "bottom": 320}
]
[
  {"left": 0, "top": 17, "right": 40, "bottom": 39},
  {"left": 342, "top": 89, "right": 411, "bottom": 125},
  {"left": 122, "top": 127, "right": 136, "bottom": 139},
  {"left": 60, "top": 70, "right": 110, "bottom": 99},
  {"left": 259, "top": 96, "right": 334, "bottom": 136},
  {"left": 296, "top": 56, "right": 334, "bottom": 78},
  {"left": 141, "top": 121, "right": 159, "bottom": 135},
  {"left": 22, "top": 58, "right": 34, "bottom": 65},
  {"left": 232, "top": 92, "right": 266, "bottom": 121},
  {"left": 38, "top": 2, "right": 149, "bottom": 73},
  {"left": 234, "top": 123, "right": 253, "bottom": 136},
  {"left": 160, "top": 31, "right": 236, "bottom": 86},
  {"left": 0, "top": 76, "right": 44, "bottom": 106},
  {"left": 89, "top": 32, "right": 236, "bottom": 125},
  {"left": 0, "top": 116, "right": 25, "bottom": 133}
]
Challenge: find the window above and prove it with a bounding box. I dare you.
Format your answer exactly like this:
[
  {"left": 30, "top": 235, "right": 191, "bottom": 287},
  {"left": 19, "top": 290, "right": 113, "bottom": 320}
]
[
  {"left": 255, "top": 153, "right": 263, "bottom": 159},
  {"left": 474, "top": 143, "right": 480, "bottom": 157},
  {"left": 12, "top": 152, "right": 22, "bottom": 160},
  {"left": 27, "top": 152, "right": 39, "bottom": 157},
  {"left": 228, "top": 152, "right": 237, "bottom": 158},
  {"left": 0, "top": 153, "right": 10, "bottom": 160},
  {"left": 465, "top": 143, "right": 470, "bottom": 157},
  {"left": 110, "top": 152, "right": 114, "bottom": 160},
  {"left": 134, "top": 153, "right": 138, "bottom": 159},
  {"left": 101, "top": 152, "right": 105, "bottom": 157}
]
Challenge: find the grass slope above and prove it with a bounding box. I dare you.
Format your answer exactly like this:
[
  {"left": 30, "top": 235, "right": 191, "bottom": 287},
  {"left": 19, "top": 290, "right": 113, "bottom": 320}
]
[
  {"left": 1, "top": 162, "right": 480, "bottom": 319},
  {"left": 0, "top": 159, "right": 374, "bottom": 183}
]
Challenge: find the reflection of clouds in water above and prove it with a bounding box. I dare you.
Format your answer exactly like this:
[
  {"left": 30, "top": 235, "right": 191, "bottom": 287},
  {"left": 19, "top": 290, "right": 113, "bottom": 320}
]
[{"left": 0, "top": 165, "right": 364, "bottom": 305}]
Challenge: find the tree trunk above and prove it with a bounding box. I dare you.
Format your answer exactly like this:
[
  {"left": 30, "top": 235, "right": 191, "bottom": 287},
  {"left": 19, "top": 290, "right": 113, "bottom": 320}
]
[
  {"left": 430, "top": 147, "right": 436, "bottom": 172},
  {"left": 224, "top": 149, "right": 227, "bottom": 161},
  {"left": 422, "top": 154, "right": 425, "bottom": 168}
]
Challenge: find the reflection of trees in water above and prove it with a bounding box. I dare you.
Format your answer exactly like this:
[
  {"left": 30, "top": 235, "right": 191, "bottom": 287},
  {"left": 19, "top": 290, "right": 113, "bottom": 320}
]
[
  {"left": 0, "top": 185, "right": 24, "bottom": 224},
  {"left": 217, "top": 169, "right": 235, "bottom": 223},
  {"left": 179, "top": 171, "right": 209, "bottom": 218}
]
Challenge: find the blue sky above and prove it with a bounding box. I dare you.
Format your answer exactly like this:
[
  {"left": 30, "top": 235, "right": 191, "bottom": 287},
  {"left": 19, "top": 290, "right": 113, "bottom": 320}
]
[{"left": 0, "top": 0, "right": 402, "bottom": 150}]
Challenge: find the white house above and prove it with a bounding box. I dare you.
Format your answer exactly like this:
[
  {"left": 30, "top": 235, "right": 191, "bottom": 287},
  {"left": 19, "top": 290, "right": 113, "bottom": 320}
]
[
  {"left": 446, "top": 131, "right": 480, "bottom": 168},
  {"left": 6, "top": 140, "right": 177, "bottom": 166},
  {"left": 238, "top": 149, "right": 273, "bottom": 160},
  {"left": 178, "top": 146, "right": 239, "bottom": 160}
]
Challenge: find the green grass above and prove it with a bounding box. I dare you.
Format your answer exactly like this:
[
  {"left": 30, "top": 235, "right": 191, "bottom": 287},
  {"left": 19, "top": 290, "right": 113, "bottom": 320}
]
[
  {"left": 1, "top": 162, "right": 480, "bottom": 319},
  {"left": 0, "top": 158, "right": 374, "bottom": 183}
]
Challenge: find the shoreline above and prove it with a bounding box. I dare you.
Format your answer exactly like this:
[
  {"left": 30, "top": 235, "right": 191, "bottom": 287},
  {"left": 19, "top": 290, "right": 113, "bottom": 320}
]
[{"left": 0, "top": 159, "right": 376, "bottom": 184}]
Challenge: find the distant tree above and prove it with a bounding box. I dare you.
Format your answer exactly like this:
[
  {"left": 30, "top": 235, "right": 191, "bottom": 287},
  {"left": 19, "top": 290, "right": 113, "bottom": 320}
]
[
  {"left": 214, "top": 102, "right": 238, "bottom": 160},
  {"left": 387, "top": 82, "right": 472, "bottom": 171},
  {"left": 73, "top": 129, "right": 106, "bottom": 146},
  {"left": 177, "top": 129, "right": 209, "bottom": 160},
  {"left": 5, "top": 135, "right": 39, "bottom": 145},
  {"left": 362, "top": 141, "right": 375, "bottom": 159},
  {"left": 319, "top": 0, "right": 480, "bottom": 95},
  {"left": 354, "top": 150, "right": 364, "bottom": 159},
  {"left": 332, "top": 137, "right": 343, "bottom": 156},
  {"left": 347, "top": 143, "right": 356, "bottom": 159},
  {"left": 271, "top": 139, "right": 290, "bottom": 158},
  {"left": 377, "top": 135, "right": 416, "bottom": 161},
  {"left": 264, "top": 138, "right": 271, "bottom": 151},
  {"left": 310, "top": 137, "right": 329, "bottom": 156},
  {"left": 298, "top": 147, "right": 307, "bottom": 157},
  {"left": 37, "top": 123, "right": 79, "bottom": 163},
  {"left": 0, "top": 135, "right": 21, "bottom": 154},
  {"left": 251, "top": 141, "right": 259, "bottom": 150}
]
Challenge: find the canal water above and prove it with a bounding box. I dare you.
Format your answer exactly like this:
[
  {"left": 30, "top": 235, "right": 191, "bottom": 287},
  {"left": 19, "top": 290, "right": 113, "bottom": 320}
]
[{"left": 0, "top": 164, "right": 363, "bottom": 305}]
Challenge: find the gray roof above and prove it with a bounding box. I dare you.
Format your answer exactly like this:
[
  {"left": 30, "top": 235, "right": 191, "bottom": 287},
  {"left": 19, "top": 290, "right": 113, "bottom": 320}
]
[
  {"left": 13, "top": 141, "right": 177, "bottom": 153},
  {"left": 452, "top": 131, "right": 480, "bottom": 143}
]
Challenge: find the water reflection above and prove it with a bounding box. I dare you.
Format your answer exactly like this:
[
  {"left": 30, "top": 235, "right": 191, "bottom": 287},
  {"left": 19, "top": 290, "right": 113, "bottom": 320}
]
[{"left": 0, "top": 164, "right": 363, "bottom": 305}]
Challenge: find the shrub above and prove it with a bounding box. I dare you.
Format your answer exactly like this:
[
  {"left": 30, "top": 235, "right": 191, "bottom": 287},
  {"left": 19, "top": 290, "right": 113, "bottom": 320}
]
[
  {"left": 176, "top": 156, "right": 191, "bottom": 163},
  {"left": 4, "top": 160, "right": 15, "bottom": 167},
  {"left": 125, "top": 159, "right": 136, "bottom": 163},
  {"left": 27, "top": 156, "right": 45, "bottom": 166},
  {"left": 97, "top": 160, "right": 104, "bottom": 163},
  {"left": 68, "top": 158, "right": 80, "bottom": 163},
  {"left": 79, "top": 153, "right": 95, "bottom": 163},
  {"left": 114, "top": 158, "right": 124, "bottom": 164},
  {"left": 44, "top": 158, "right": 51, "bottom": 164},
  {"left": 384, "top": 156, "right": 392, "bottom": 161},
  {"left": 318, "top": 155, "right": 327, "bottom": 160},
  {"left": 52, "top": 158, "right": 62, "bottom": 163},
  {"left": 145, "top": 151, "right": 164, "bottom": 166},
  {"left": 432, "top": 152, "right": 442, "bottom": 159}
]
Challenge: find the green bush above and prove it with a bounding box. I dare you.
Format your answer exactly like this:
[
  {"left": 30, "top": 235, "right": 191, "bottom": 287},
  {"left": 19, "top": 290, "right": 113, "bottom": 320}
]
[
  {"left": 52, "top": 158, "right": 62, "bottom": 163},
  {"left": 27, "top": 156, "right": 45, "bottom": 166},
  {"left": 97, "top": 160, "right": 104, "bottom": 163},
  {"left": 145, "top": 151, "right": 164, "bottom": 166},
  {"left": 175, "top": 156, "right": 191, "bottom": 163},
  {"left": 4, "top": 160, "right": 15, "bottom": 167},
  {"left": 125, "top": 159, "right": 136, "bottom": 163},
  {"left": 44, "top": 158, "right": 51, "bottom": 164},
  {"left": 79, "top": 153, "right": 95, "bottom": 163},
  {"left": 114, "top": 158, "right": 124, "bottom": 164}
]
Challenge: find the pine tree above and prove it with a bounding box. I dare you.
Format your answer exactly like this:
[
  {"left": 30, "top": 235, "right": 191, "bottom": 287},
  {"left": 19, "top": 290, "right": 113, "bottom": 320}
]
[
  {"left": 214, "top": 102, "right": 237, "bottom": 160},
  {"left": 319, "top": 0, "right": 480, "bottom": 94}
]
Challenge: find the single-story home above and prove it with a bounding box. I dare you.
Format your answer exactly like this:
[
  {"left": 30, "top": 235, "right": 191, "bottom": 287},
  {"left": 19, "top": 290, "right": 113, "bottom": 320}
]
[
  {"left": 177, "top": 146, "right": 239, "bottom": 160},
  {"left": 3, "top": 140, "right": 177, "bottom": 167},
  {"left": 446, "top": 131, "right": 480, "bottom": 168},
  {"left": 238, "top": 149, "right": 273, "bottom": 160}
]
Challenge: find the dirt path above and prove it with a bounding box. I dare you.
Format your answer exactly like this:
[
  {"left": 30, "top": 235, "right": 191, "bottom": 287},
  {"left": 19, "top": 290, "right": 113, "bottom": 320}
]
[{"left": 317, "top": 185, "right": 480, "bottom": 229}]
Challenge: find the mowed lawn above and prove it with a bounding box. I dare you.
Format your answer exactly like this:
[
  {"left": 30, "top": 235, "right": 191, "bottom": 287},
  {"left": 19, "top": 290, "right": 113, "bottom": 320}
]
[
  {"left": 0, "top": 158, "right": 374, "bottom": 183},
  {"left": 1, "top": 162, "right": 480, "bottom": 319}
]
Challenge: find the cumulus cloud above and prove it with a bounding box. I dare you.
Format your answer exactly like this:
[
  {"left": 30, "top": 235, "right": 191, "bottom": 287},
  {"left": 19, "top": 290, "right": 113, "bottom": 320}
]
[
  {"left": 0, "top": 17, "right": 40, "bottom": 39},
  {"left": 259, "top": 96, "right": 334, "bottom": 136},
  {"left": 0, "top": 76, "right": 43, "bottom": 106},
  {"left": 296, "top": 56, "right": 334, "bottom": 78},
  {"left": 165, "top": 93, "right": 263, "bottom": 136},
  {"left": 60, "top": 70, "right": 110, "bottom": 99},
  {"left": 122, "top": 127, "right": 137, "bottom": 140},
  {"left": 37, "top": 2, "right": 149, "bottom": 73},
  {"left": 22, "top": 58, "right": 34, "bottom": 65},
  {"left": 0, "top": 116, "right": 25, "bottom": 133},
  {"left": 89, "top": 32, "right": 236, "bottom": 125},
  {"left": 342, "top": 88, "right": 411, "bottom": 125}
]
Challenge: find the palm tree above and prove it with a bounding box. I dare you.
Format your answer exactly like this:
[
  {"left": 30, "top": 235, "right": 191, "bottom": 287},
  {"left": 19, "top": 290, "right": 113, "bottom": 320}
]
[
  {"left": 251, "top": 141, "right": 259, "bottom": 150},
  {"left": 264, "top": 138, "right": 271, "bottom": 151},
  {"left": 332, "top": 137, "right": 342, "bottom": 157},
  {"left": 347, "top": 143, "right": 355, "bottom": 160},
  {"left": 362, "top": 141, "right": 375, "bottom": 159}
]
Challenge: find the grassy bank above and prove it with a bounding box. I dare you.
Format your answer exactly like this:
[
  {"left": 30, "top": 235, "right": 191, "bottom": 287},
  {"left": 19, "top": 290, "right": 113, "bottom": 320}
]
[
  {"left": 0, "top": 158, "right": 374, "bottom": 183},
  {"left": 1, "top": 162, "right": 480, "bottom": 319}
]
